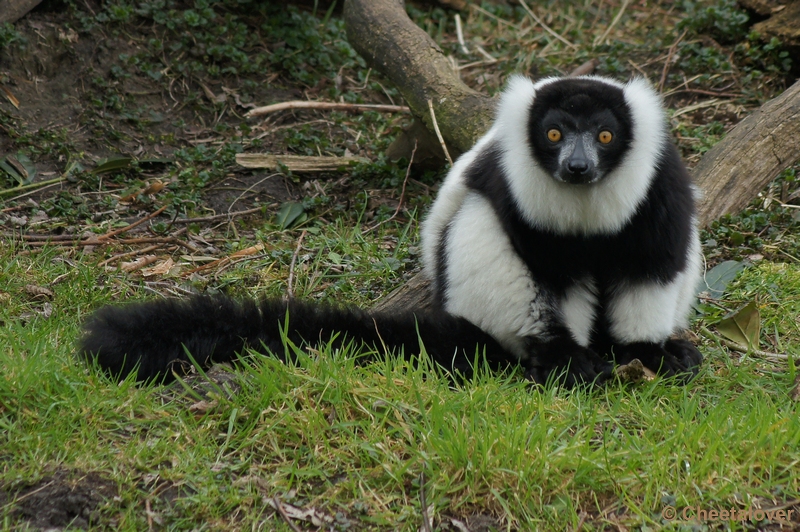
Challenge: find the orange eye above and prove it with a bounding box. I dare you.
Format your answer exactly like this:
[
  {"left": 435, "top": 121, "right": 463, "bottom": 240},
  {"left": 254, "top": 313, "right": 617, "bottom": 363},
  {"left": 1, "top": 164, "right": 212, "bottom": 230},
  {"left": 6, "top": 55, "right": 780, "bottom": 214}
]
[
  {"left": 598, "top": 130, "right": 613, "bottom": 144},
  {"left": 547, "top": 129, "right": 562, "bottom": 142}
]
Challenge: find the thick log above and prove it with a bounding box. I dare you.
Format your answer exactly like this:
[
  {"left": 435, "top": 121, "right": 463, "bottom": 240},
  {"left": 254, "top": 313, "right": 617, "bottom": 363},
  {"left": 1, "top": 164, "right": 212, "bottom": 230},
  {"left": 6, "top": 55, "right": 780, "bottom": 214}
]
[
  {"left": 749, "top": 0, "right": 800, "bottom": 47},
  {"left": 343, "top": 0, "right": 494, "bottom": 154},
  {"left": 0, "top": 0, "right": 42, "bottom": 23},
  {"left": 343, "top": 0, "right": 800, "bottom": 311},
  {"left": 694, "top": 78, "right": 800, "bottom": 226}
]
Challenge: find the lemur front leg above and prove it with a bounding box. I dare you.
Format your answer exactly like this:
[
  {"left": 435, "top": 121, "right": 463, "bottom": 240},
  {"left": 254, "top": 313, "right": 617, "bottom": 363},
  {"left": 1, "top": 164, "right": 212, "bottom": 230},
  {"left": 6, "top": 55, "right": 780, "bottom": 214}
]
[
  {"left": 523, "top": 325, "right": 614, "bottom": 387},
  {"left": 606, "top": 279, "right": 703, "bottom": 381}
]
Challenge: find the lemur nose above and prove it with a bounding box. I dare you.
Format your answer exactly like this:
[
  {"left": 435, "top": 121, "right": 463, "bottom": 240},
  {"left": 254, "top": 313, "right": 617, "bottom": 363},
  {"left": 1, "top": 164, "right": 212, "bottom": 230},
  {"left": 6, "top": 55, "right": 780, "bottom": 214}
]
[{"left": 567, "top": 159, "right": 589, "bottom": 174}]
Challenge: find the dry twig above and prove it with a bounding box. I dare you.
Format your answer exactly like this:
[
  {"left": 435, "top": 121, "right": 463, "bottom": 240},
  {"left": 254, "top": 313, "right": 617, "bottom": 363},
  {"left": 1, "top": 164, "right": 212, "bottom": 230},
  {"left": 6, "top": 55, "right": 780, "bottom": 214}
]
[
  {"left": 245, "top": 100, "right": 409, "bottom": 119},
  {"left": 287, "top": 230, "right": 307, "bottom": 299},
  {"left": 120, "top": 255, "right": 159, "bottom": 273},
  {"left": 658, "top": 30, "right": 687, "bottom": 93},
  {"left": 454, "top": 13, "right": 469, "bottom": 54},
  {"left": 419, "top": 472, "right": 432, "bottom": 532},
  {"left": 98, "top": 205, "right": 168, "bottom": 240},
  {"left": 271, "top": 497, "right": 303, "bottom": 532},
  {"left": 700, "top": 327, "right": 789, "bottom": 360},
  {"left": 99, "top": 244, "right": 160, "bottom": 267},
  {"left": 594, "top": 0, "right": 631, "bottom": 47},
  {"left": 427, "top": 99, "right": 453, "bottom": 166},
  {"left": 169, "top": 206, "right": 267, "bottom": 224},
  {"left": 518, "top": 0, "right": 576, "bottom": 49},
  {"left": 365, "top": 140, "right": 417, "bottom": 232},
  {"left": 16, "top": 235, "right": 196, "bottom": 251},
  {"left": 183, "top": 244, "right": 265, "bottom": 275}
]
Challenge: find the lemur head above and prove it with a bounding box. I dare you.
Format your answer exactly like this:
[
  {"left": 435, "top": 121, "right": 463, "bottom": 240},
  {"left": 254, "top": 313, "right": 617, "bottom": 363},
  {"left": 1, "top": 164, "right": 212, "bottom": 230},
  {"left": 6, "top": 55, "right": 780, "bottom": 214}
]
[
  {"left": 526, "top": 78, "right": 633, "bottom": 185},
  {"left": 495, "top": 75, "right": 667, "bottom": 234}
]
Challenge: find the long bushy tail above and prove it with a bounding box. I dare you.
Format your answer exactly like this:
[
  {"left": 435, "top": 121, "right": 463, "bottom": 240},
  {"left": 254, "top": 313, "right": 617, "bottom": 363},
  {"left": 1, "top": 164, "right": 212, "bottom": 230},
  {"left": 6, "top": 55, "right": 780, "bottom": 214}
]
[{"left": 79, "top": 295, "right": 516, "bottom": 383}]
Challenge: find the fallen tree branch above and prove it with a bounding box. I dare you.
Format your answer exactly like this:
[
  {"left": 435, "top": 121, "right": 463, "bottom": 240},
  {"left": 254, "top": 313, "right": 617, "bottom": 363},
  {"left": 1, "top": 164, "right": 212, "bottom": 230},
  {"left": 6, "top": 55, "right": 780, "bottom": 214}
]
[
  {"left": 0, "top": 0, "right": 43, "bottom": 23},
  {"left": 344, "top": 0, "right": 495, "bottom": 154},
  {"left": 245, "top": 101, "right": 409, "bottom": 118},
  {"left": 694, "top": 78, "right": 800, "bottom": 226},
  {"left": 235, "top": 154, "right": 368, "bottom": 172}
]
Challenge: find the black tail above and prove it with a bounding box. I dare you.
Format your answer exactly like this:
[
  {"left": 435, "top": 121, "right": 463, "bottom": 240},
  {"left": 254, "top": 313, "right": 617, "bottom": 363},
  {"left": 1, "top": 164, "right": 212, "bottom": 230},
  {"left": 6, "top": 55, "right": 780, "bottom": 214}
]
[{"left": 78, "top": 295, "right": 516, "bottom": 383}]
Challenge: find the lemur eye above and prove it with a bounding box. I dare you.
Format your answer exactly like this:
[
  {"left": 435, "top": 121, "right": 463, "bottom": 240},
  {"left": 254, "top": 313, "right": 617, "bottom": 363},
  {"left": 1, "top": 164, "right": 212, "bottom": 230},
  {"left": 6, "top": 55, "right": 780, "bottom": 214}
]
[
  {"left": 598, "top": 130, "right": 613, "bottom": 144},
  {"left": 547, "top": 129, "right": 562, "bottom": 142}
]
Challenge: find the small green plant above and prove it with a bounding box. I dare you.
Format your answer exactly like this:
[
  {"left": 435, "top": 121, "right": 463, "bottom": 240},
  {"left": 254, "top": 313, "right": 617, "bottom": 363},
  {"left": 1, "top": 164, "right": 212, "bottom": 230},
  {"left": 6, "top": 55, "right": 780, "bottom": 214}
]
[
  {"left": 0, "top": 22, "right": 25, "bottom": 51},
  {"left": 703, "top": 165, "right": 800, "bottom": 262},
  {"left": 678, "top": 0, "right": 749, "bottom": 43},
  {"left": 736, "top": 33, "right": 793, "bottom": 75}
]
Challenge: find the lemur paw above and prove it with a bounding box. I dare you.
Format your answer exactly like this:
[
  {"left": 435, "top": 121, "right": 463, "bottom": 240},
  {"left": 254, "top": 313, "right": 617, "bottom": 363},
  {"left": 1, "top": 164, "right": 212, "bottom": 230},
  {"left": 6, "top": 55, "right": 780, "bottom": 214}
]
[
  {"left": 525, "top": 346, "right": 614, "bottom": 388},
  {"left": 615, "top": 340, "right": 702, "bottom": 383},
  {"left": 664, "top": 338, "right": 703, "bottom": 375}
]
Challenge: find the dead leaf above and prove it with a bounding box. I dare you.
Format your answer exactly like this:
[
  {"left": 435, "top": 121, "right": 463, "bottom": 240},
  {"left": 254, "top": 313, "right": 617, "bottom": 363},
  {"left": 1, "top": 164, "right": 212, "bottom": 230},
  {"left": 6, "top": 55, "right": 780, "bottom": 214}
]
[
  {"left": 716, "top": 301, "right": 761, "bottom": 349},
  {"left": 1, "top": 85, "right": 19, "bottom": 108},
  {"left": 142, "top": 257, "right": 176, "bottom": 277},
  {"left": 188, "top": 399, "right": 218, "bottom": 414},
  {"left": 199, "top": 82, "right": 226, "bottom": 104},
  {"left": 613, "top": 358, "right": 654, "bottom": 383},
  {"left": 23, "top": 284, "right": 54, "bottom": 301},
  {"left": 229, "top": 243, "right": 264, "bottom": 259},
  {"left": 266, "top": 499, "right": 334, "bottom": 527},
  {"left": 119, "top": 180, "right": 166, "bottom": 202},
  {"left": 141, "top": 180, "right": 165, "bottom": 195},
  {"left": 791, "top": 374, "right": 800, "bottom": 402},
  {"left": 58, "top": 27, "right": 79, "bottom": 43}
]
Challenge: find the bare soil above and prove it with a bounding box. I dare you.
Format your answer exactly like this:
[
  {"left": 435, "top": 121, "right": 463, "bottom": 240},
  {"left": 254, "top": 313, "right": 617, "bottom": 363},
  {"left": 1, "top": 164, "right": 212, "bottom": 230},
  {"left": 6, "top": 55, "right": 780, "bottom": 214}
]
[
  {"left": 0, "top": 6, "right": 343, "bottom": 218},
  {"left": 0, "top": 469, "right": 118, "bottom": 530}
]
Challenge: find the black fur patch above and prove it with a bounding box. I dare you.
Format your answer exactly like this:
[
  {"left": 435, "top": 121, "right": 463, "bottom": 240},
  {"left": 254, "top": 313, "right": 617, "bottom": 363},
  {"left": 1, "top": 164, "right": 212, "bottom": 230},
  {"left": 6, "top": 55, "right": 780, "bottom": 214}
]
[
  {"left": 527, "top": 79, "right": 633, "bottom": 181},
  {"left": 79, "top": 295, "right": 517, "bottom": 383}
]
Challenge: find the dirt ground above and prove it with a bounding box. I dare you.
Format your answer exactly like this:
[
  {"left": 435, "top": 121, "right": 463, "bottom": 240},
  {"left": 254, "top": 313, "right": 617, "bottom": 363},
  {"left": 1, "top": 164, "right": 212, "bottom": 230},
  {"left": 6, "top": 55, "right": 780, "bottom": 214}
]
[
  {"left": 0, "top": 469, "right": 118, "bottom": 529},
  {"left": 0, "top": 8, "right": 304, "bottom": 209}
]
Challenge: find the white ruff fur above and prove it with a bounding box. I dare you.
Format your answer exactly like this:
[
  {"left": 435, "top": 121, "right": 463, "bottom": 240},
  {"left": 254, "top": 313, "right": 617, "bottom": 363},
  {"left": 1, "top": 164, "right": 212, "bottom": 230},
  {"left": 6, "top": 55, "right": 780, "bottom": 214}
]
[
  {"left": 421, "top": 128, "right": 498, "bottom": 286},
  {"left": 560, "top": 279, "right": 598, "bottom": 347},
  {"left": 442, "top": 193, "right": 548, "bottom": 359},
  {"left": 496, "top": 75, "right": 668, "bottom": 235},
  {"left": 607, "top": 218, "right": 703, "bottom": 343}
]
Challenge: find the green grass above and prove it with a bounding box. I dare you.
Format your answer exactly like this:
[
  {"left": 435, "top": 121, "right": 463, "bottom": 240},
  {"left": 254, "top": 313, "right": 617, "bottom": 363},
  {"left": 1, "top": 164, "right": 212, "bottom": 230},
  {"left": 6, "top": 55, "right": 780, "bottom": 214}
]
[{"left": 2, "top": 237, "right": 800, "bottom": 530}]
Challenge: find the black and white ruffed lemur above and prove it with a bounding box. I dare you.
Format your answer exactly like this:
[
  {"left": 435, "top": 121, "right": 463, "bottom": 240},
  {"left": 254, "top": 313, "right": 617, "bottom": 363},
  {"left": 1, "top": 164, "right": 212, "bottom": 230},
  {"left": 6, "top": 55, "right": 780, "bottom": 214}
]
[{"left": 79, "top": 75, "right": 703, "bottom": 386}]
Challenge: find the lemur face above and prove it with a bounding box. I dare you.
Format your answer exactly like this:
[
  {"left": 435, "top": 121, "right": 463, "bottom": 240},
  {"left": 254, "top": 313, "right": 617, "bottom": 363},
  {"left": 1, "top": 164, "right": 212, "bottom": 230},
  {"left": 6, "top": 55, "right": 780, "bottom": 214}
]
[{"left": 527, "top": 79, "right": 634, "bottom": 185}]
